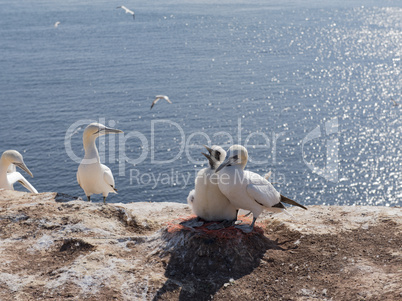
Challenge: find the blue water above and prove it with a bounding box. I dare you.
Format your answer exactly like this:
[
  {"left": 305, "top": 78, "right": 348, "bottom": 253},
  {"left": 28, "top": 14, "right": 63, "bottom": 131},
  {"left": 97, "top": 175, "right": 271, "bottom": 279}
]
[{"left": 0, "top": 0, "right": 401, "bottom": 206}]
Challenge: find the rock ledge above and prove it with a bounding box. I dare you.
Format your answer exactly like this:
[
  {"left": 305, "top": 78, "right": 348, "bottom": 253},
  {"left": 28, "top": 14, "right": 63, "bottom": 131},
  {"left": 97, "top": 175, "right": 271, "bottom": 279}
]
[{"left": 0, "top": 190, "right": 401, "bottom": 300}]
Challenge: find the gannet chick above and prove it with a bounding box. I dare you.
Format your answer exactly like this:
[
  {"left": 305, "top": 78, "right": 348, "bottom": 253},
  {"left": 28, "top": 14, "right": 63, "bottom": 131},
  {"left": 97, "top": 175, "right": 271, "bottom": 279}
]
[
  {"left": 215, "top": 145, "right": 307, "bottom": 233},
  {"left": 150, "top": 95, "right": 172, "bottom": 109},
  {"left": 0, "top": 150, "right": 38, "bottom": 193},
  {"left": 77, "top": 123, "right": 123, "bottom": 204},
  {"left": 187, "top": 189, "right": 195, "bottom": 204},
  {"left": 116, "top": 6, "right": 135, "bottom": 19},
  {"left": 188, "top": 145, "right": 237, "bottom": 222}
]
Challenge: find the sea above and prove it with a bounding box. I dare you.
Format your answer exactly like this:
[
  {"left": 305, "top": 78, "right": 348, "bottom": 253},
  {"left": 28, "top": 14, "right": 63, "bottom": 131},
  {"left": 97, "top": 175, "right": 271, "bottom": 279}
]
[{"left": 0, "top": 0, "right": 401, "bottom": 206}]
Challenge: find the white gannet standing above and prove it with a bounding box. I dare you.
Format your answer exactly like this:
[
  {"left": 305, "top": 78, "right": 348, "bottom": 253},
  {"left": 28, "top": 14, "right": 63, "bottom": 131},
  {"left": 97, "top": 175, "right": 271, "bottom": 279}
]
[
  {"left": 116, "top": 6, "right": 135, "bottom": 19},
  {"left": 77, "top": 123, "right": 123, "bottom": 204},
  {"left": 0, "top": 150, "right": 38, "bottom": 193},
  {"left": 150, "top": 95, "right": 172, "bottom": 109},
  {"left": 215, "top": 145, "right": 307, "bottom": 233},
  {"left": 188, "top": 145, "right": 237, "bottom": 222}
]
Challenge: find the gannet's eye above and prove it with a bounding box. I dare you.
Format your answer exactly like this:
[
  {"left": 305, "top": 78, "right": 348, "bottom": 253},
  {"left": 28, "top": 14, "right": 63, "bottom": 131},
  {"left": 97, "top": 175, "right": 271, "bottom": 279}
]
[{"left": 216, "top": 151, "right": 221, "bottom": 158}]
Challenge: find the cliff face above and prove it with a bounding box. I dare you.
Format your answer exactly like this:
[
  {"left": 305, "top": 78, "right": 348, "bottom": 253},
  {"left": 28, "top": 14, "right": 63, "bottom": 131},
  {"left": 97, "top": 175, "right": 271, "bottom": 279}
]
[{"left": 0, "top": 190, "right": 401, "bottom": 301}]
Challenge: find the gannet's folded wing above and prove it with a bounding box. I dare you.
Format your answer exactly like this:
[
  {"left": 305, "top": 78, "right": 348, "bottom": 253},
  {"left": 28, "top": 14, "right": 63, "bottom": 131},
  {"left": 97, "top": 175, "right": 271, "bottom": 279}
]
[
  {"left": 102, "top": 164, "right": 117, "bottom": 192},
  {"left": 7, "top": 172, "right": 38, "bottom": 193},
  {"left": 76, "top": 170, "right": 82, "bottom": 188},
  {"left": 246, "top": 182, "right": 280, "bottom": 208}
]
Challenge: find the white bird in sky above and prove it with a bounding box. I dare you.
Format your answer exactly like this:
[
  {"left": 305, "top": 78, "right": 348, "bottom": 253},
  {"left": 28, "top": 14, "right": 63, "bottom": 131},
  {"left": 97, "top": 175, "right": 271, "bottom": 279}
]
[
  {"left": 77, "top": 123, "right": 123, "bottom": 204},
  {"left": 215, "top": 145, "right": 307, "bottom": 233},
  {"left": 188, "top": 145, "right": 237, "bottom": 223},
  {"left": 116, "top": 6, "right": 135, "bottom": 19},
  {"left": 150, "top": 95, "right": 172, "bottom": 109},
  {"left": 0, "top": 150, "right": 38, "bottom": 193},
  {"left": 391, "top": 98, "right": 400, "bottom": 106}
]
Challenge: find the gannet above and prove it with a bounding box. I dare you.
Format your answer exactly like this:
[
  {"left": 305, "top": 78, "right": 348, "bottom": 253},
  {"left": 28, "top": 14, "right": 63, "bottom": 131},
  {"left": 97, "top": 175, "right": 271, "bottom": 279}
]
[
  {"left": 54, "top": 21, "right": 60, "bottom": 28},
  {"left": 77, "top": 123, "right": 123, "bottom": 204},
  {"left": 391, "top": 98, "right": 400, "bottom": 106},
  {"left": 0, "top": 150, "right": 38, "bottom": 193},
  {"left": 215, "top": 145, "right": 307, "bottom": 233},
  {"left": 187, "top": 145, "right": 237, "bottom": 222},
  {"left": 116, "top": 6, "right": 135, "bottom": 19},
  {"left": 150, "top": 95, "right": 172, "bottom": 109},
  {"left": 187, "top": 189, "right": 195, "bottom": 204}
]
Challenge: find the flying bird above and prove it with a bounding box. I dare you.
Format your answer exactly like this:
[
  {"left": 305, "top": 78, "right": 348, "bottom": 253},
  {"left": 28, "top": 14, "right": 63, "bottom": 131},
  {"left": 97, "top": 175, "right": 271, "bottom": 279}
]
[
  {"left": 0, "top": 150, "right": 38, "bottom": 193},
  {"left": 391, "top": 98, "right": 400, "bottom": 106},
  {"left": 116, "top": 6, "right": 135, "bottom": 19},
  {"left": 77, "top": 123, "right": 123, "bottom": 204},
  {"left": 54, "top": 21, "right": 60, "bottom": 28},
  {"left": 150, "top": 95, "right": 172, "bottom": 109},
  {"left": 215, "top": 145, "right": 307, "bottom": 233},
  {"left": 187, "top": 145, "right": 237, "bottom": 223}
]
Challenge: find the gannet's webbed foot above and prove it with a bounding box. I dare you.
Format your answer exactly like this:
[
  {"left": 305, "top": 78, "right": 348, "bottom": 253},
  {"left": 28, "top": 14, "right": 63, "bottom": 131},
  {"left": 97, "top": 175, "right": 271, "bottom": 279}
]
[
  {"left": 221, "top": 219, "right": 236, "bottom": 228},
  {"left": 103, "top": 196, "right": 106, "bottom": 204},
  {"left": 233, "top": 211, "right": 252, "bottom": 225},
  {"left": 233, "top": 210, "right": 244, "bottom": 225},
  {"left": 181, "top": 217, "right": 204, "bottom": 228},
  {"left": 235, "top": 217, "right": 256, "bottom": 234},
  {"left": 235, "top": 224, "right": 254, "bottom": 233},
  {"left": 87, "top": 196, "right": 91, "bottom": 202}
]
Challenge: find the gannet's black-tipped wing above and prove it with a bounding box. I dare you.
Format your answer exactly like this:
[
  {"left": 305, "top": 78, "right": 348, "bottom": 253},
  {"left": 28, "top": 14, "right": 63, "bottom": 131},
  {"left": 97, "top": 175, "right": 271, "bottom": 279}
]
[
  {"left": 151, "top": 95, "right": 172, "bottom": 109},
  {"left": 246, "top": 176, "right": 281, "bottom": 208},
  {"left": 150, "top": 97, "right": 160, "bottom": 109}
]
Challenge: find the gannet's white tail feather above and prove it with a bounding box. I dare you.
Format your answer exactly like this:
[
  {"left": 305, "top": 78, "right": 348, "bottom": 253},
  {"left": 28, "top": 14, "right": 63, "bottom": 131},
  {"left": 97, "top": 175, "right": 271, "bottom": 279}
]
[{"left": 7, "top": 172, "right": 38, "bottom": 193}]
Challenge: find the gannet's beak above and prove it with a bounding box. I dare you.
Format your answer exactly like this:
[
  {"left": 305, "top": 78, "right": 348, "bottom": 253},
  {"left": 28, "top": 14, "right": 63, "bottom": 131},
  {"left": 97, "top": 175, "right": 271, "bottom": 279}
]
[
  {"left": 14, "top": 162, "right": 33, "bottom": 178},
  {"left": 203, "top": 145, "right": 213, "bottom": 155},
  {"left": 104, "top": 127, "right": 123, "bottom": 135},
  {"left": 202, "top": 152, "right": 215, "bottom": 168},
  {"left": 215, "top": 154, "right": 238, "bottom": 173},
  {"left": 94, "top": 127, "right": 123, "bottom": 136}
]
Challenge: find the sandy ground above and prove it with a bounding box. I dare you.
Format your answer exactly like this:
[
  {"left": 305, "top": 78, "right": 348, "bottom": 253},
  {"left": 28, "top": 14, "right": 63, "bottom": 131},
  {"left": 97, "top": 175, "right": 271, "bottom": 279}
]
[{"left": 0, "top": 189, "right": 401, "bottom": 300}]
